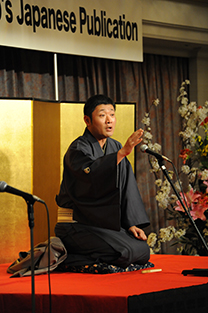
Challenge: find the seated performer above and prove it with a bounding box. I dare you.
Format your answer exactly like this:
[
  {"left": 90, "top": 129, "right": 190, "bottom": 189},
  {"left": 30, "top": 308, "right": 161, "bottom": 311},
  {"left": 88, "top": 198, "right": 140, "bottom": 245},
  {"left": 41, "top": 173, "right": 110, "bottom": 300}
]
[{"left": 55, "top": 95, "right": 150, "bottom": 269}]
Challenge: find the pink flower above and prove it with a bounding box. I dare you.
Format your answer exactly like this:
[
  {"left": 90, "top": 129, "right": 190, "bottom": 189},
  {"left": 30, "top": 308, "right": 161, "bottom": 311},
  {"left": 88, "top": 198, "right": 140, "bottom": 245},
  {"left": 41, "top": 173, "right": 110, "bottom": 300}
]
[
  {"left": 174, "top": 188, "right": 208, "bottom": 221},
  {"left": 174, "top": 188, "right": 201, "bottom": 213},
  {"left": 203, "top": 180, "right": 208, "bottom": 193},
  {"left": 191, "top": 193, "right": 208, "bottom": 221}
]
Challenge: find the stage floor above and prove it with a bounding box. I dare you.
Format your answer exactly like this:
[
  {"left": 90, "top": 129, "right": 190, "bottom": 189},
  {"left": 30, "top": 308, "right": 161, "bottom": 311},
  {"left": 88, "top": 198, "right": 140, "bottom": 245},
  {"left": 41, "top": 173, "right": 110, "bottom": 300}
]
[{"left": 0, "top": 254, "right": 208, "bottom": 313}]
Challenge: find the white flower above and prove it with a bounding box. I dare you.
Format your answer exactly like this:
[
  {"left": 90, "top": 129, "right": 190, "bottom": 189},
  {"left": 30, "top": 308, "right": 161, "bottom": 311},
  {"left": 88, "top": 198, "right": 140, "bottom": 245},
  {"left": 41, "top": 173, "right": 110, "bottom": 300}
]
[
  {"left": 189, "top": 167, "right": 198, "bottom": 183},
  {"left": 181, "top": 165, "right": 190, "bottom": 174},
  {"left": 175, "top": 229, "right": 186, "bottom": 239},
  {"left": 155, "top": 179, "right": 162, "bottom": 187},
  {"left": 143, "top": 131, "right": 153, "bottom": 140},
  {"left": 142, "top": 116, "right": 150, "bottom": 126},
  {"left": 190, "top": 136, "right": 197, "bottom": 147},
  {"left": 150, "top": 159, "right": 160, "bottom": 172},
  {"left": 198, "top": 107, "right": 208, "bottom": 122},
  {"left": 168, "top": 170, "right": 174, "bottom": 179},
  {"left": 181, "top": 97, "right": 189, "bottom": 105},
  {"left": 178, "top": 105, "right": 188, "bottom": 117},
  {"left": 156, "top": 190, "right": 170, "bottom": 209},
  {"left": 153, "top": 99, "right": 160, "bottom": 106},
  {"left": 200, "top": 169, "right": 208, "bottom": 180},
  {"left": 181, "top": 90, "right": 188, "bottom": 97},
  {"left": 187, "top": 116, "right": 197, "bottom": 130},
  {"left": 179, "top": 86, "right": 185, "bottom": 93},
  {"left": 147, "top": 233, "right": 157, "bottom": 247},
  {"left": 179, "top": 128, "right": 195, "bottom": 141},
  {"left": 153, "top": 241, "right": 161, "bottom": 253},
  {"left": 159, "top": 226, "right": 176, "bottom": 242},
  {"left": 188, "top": 102, "right": 197, "bottom": 113},
  {"left": 152, "top": 143, "right": 161, "bottom": 152},
  {"left": 147, "top": 142, "right": 154, "bottom": 149},
  {"left": 174, "top": 181, "right": 182, "bottom": 192}
]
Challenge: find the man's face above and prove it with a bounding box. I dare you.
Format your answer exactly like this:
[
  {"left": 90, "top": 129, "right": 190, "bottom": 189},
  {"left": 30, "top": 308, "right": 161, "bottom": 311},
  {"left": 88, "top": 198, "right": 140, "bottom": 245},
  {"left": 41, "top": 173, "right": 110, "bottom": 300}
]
[{"left": 84, "top": 104, "right": 116, "bottom": 141}]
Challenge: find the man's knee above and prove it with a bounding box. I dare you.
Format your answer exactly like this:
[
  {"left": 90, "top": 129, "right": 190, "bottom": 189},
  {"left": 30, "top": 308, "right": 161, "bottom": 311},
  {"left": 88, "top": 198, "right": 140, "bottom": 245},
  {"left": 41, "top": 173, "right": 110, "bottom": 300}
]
[{"left": 139, "top": 242, "right": 150, "bottom": 264}]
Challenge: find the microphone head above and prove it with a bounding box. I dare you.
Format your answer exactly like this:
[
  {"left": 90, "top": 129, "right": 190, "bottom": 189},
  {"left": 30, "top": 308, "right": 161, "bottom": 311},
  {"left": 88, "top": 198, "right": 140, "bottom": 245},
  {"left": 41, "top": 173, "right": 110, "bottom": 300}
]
[
  {"left": 0, "top": 181, "right": 7, "bottom": 192},
  {"left": 140, "top": 144, "right": 148, "bottom": 152}
]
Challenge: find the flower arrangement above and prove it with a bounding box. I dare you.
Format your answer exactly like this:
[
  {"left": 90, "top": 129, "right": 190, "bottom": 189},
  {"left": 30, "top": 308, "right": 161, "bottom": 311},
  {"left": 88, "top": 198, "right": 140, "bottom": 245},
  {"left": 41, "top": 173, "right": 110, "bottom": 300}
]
[{"left": 143, "top": 81, "right": 208, "bottom": 255}]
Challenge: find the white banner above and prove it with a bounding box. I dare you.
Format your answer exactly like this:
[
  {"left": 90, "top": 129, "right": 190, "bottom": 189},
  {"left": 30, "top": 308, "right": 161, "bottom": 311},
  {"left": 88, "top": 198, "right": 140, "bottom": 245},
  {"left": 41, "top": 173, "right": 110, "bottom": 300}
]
[{"left": 0, "top": 0, "right": 142, "bottom": 62}]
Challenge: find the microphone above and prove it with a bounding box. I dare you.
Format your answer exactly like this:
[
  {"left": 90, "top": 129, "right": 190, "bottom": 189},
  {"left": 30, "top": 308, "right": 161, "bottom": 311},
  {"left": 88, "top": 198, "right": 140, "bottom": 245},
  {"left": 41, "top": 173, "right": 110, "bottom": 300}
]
[
  {"left": 140, "top": 144, "right": 171, "bottom": 162},
  {"left": 0, "top": 181, "right": 44, "bottom": 204}
]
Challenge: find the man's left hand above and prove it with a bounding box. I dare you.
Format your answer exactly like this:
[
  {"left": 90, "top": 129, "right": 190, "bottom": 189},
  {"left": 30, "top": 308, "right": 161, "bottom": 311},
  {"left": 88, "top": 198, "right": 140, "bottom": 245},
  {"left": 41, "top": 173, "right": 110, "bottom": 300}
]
[{"left": 128, "top": 226, "right": 147, "bottom": 240}]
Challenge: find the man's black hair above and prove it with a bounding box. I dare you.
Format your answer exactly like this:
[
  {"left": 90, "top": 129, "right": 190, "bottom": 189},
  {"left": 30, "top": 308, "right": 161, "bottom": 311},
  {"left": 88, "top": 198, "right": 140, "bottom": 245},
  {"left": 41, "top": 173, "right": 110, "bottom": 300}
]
[{"left": 84, "top": 94, "right": 115, "bottom": 120}]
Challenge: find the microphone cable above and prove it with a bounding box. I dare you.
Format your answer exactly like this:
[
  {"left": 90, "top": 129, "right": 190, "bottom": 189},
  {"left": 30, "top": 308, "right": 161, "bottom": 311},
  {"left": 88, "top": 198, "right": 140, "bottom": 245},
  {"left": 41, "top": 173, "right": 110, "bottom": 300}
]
[
  {"left": 39, "top": 200, "right": 52, "bottom": 313},
  {"left": 169, "top": 160, "right": 191, "bottom": 213}
]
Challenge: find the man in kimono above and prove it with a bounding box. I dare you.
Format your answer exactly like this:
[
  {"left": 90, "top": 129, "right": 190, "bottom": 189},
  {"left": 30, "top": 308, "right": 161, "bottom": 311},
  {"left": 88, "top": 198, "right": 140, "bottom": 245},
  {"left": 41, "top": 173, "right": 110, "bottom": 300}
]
[{"left": 55, "top": 95, "right": 150, "bottom": 268}]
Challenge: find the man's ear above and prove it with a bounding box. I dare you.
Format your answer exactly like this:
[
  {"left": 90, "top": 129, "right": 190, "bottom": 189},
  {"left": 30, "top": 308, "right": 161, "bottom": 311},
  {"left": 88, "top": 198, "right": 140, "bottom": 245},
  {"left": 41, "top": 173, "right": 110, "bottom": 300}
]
[{"left": 84, "top": 115, "right": 91, "bottom": 127}]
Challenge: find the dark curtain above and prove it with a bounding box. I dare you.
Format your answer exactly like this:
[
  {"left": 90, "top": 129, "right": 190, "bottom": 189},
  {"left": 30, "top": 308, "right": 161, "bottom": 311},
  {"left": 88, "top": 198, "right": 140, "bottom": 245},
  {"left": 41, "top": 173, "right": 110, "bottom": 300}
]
[
  {"left": 0, "top": 46, "right": 189, "bottom": 253},
  {"left": 0, "top": 46, "right": 54, "bottom": 99}
]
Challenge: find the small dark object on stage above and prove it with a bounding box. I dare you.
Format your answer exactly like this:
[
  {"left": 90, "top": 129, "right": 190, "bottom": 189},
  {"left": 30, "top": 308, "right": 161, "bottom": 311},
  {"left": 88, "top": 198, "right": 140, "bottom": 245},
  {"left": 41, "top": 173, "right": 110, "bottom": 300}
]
[{"left": 182, "top": 268, "right": 208, "bottom": 276}]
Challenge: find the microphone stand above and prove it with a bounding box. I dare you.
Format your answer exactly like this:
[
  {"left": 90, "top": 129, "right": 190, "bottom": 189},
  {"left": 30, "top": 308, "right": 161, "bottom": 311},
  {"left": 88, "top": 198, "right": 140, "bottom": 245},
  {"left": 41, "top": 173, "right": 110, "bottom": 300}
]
[
  {"left": 26, "top": 200, "right": 36, "bottom": 313},
  {"left": 158, "top": 159, "right": 208, "bottom": 276}
]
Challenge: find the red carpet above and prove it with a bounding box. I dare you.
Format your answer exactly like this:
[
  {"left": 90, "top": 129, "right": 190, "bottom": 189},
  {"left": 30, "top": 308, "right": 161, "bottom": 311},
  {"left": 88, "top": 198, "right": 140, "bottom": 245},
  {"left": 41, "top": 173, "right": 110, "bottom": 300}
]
[{"left": 0, "top": 254, "right": 208, "bottom": 313}]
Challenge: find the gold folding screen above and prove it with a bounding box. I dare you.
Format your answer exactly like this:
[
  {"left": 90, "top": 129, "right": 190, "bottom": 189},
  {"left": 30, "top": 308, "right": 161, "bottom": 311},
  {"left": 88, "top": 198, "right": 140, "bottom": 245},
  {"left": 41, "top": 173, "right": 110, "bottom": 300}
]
[
  {"left": 0, "top": 100, "right": 134, "bottom": 264},
  {"left": 0, "top": 99, "right": 60, "bottom": 263},
  {"left": 0, "top": 100, "right": 32, "bottom": 263},
  {"left": 32, "top": 100, "right": 60, "bottom": 251}
]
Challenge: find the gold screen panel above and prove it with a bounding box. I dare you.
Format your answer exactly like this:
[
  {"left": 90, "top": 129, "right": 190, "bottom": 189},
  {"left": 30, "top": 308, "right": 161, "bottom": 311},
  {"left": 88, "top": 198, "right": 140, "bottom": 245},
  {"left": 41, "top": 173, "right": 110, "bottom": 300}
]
[
  {"left": 0, "top": 99, "right": 32, "bottom": 263},
  {"left": 32, "top": 101, "right": 60, "bottom": 245},
  {"left": 60, "top": 103, "right": 85, "bottom": 172},
  {"left": 112, "top": 104, "right": 135, "bottom": 169},
  {"left": 60, "top": 103, "right": 135, "bottom": 175}
]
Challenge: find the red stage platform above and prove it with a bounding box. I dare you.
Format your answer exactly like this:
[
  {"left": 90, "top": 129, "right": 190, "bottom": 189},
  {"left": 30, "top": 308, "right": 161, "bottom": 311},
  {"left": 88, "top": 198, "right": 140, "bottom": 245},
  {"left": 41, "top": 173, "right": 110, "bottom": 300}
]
[{"left": 0, "top": 254, "right": 208, "bottom": 313}]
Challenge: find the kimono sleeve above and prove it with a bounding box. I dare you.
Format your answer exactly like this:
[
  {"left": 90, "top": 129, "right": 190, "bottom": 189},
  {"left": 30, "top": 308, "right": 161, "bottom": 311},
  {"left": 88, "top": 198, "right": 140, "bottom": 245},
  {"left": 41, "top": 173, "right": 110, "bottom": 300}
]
[{"left": 57, "top": 139, "right": 121, "bottom": 230}]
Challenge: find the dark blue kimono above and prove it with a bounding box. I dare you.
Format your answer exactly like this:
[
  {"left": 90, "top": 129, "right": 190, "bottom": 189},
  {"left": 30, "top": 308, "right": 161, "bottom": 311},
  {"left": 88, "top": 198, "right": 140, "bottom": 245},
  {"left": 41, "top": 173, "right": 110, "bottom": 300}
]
[{"left": 55, "top": 128, "right": 150, "bottom": 268}]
